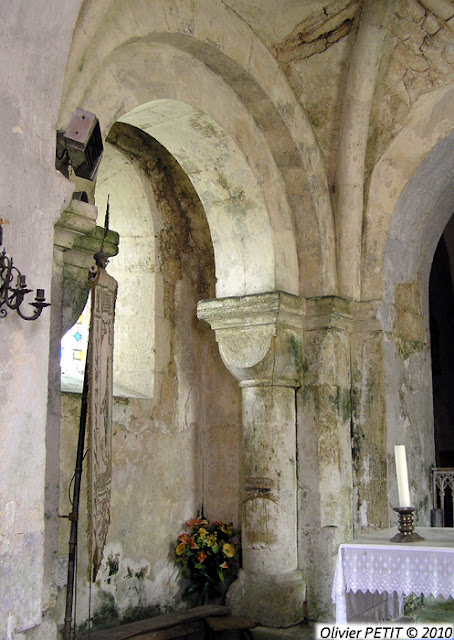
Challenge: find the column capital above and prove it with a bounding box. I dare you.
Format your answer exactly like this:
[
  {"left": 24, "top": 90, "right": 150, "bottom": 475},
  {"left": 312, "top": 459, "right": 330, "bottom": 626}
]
[
  {"left": 304, "top": 295, "right": 353, "bottom": 331},
  {"left": 55, "top": 198, "right": 120, "bottom": 335},
  {"left": 197, "top": 292, "right": 304, "bottom": 387},
  {"left": 54, "top": 199, "right": 97, "bottom": 251},
  {"left": 304, "top": 295, "right": 383, "bottom": 333}
]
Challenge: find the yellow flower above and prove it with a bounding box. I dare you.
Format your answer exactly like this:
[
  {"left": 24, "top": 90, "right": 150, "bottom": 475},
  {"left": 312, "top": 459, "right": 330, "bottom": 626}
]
[
  {"left": 222, "top": 543, "right": 235, "bottom": 558},
  {"left": 205, "top": 534, "right": 217, "bottom": 547},
  {"left": 198, "top": 527, "right": 208, "bottom": 538},
  {"left": 176, "top": 543, "right": 187, "bottom": 556},
  {"left": 221, "top": 523, "right": 233, "bottom": 536}
]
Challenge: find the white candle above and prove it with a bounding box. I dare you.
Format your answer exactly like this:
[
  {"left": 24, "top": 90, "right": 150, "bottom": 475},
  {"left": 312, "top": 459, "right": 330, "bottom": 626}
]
[{"left": 395, "top": 444, "right": 411, "bottom": 508}]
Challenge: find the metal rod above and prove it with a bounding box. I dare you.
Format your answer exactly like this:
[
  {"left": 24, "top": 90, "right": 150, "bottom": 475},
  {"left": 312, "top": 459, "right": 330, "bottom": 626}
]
[{"left": 64, "top": 346, "right": 90, "bottom": 640}]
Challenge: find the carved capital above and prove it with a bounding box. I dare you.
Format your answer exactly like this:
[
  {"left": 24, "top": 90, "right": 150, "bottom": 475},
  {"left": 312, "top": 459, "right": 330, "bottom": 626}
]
[
  {"left": 304, "top": 295, "right": 353, "bottom": 331},
  {"left": 54, "top": 199, "right": 120, "bottom": 334},
  {"left": 54, "top": 199, "right": 97, "bottom": 251},
  {"left": 197, "top": 292, "right": 304, "bottom": 387}
]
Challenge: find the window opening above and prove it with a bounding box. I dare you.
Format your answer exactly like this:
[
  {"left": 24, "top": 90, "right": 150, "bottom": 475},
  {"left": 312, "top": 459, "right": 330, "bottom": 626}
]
[{"left": 61, "top": 299, "right": 91, "bottom": 393}]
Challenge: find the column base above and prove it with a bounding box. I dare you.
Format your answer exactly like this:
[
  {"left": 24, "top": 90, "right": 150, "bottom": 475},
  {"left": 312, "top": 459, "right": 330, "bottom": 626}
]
[{"left": 226, "top": 569, "right": 306, "bottom": 627}]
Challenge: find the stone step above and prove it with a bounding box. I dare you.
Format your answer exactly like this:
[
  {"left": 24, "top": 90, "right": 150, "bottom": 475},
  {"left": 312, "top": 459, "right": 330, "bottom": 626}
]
[
  {"left": 410, "top": 600, "right": 454, "bottom": 623},
  {"left": 79, "top": 605, "right": 228, "bottom": 640}
]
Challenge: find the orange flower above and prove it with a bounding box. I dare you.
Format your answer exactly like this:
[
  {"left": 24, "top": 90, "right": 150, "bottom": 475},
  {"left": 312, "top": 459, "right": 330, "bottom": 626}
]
[
  {"left": 220, "top": 561, "right": 229, "bottom": 569},
  {"left": 178, "top": 533, "right": 191, "bottom": 544},
  {"left": 186, "top": 517, "right": 208, "bottom": 527},
  {"left": 198, "top": 551, "right": 207, "bottom": 563}
]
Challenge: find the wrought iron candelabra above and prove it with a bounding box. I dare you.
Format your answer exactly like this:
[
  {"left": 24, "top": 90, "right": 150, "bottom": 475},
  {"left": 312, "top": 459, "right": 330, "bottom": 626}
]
[{"left": 0, "top": 222, "right": 50, "bottom": 321}]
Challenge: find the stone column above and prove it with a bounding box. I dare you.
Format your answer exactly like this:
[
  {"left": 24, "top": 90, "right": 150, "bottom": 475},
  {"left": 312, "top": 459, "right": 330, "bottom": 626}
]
[
  {"left": 44, "top": 199, "right": 119, "bottom": 616},
  {"left": 197, "top": 292, "right": 305, "bottom": 627},
  {"left": 43, "top": 199, "right": 97, "bottom": 616},
  {"left": 298, "top": 296, "right": 354, "bottom": 619},
  {"left": 350, "top": 300, "right": 388, "bottom": 529}
]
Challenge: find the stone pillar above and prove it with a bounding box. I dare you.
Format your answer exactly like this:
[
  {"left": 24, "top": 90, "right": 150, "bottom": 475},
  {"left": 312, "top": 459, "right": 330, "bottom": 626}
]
[
  {"left": 197, "top": 292, "right": 305, "bottom": 628},
  {"left": 350, "top": 300, "right": 388, "bottom": 530},
  {"left": 44, "top": 199, "right": 119, "bottom": 619},
  {"left": 43, "top": 199, "right": 98, "bottom": 618},
  {"left": 298, "top": 296, "right": 354, "bottom": 620}
]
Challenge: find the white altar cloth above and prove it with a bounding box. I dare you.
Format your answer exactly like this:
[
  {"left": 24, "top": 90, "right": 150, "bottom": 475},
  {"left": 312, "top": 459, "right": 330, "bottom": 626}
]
[{"left": 332, "top": 527, "right": 454, "bottom": 623}]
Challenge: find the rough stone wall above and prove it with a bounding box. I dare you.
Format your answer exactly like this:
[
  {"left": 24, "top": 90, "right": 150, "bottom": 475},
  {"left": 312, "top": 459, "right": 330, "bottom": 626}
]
[
  {"left": 0, "top": 1, "right": 80, "bottom": 638},
  {"left": 367, "top": 0, "right": 454, "bottom": 186},
  {"left": 273, "top": 0, "right": 361, "bottom": 187},
  {"left": 94, "top": 140, "right": 156, "bottom": 399},
  {"left": 58, "top": 393, "right": 203, "bottom": 626},
  {"left": 269, "top": 0, "right": 454, "bottom": 200}
]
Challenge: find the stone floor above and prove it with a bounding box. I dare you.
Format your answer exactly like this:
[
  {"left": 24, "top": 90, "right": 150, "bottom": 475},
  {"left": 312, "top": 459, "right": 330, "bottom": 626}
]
[
  {"left": 403, "top": 596, "right": 454, "bottom": 622},
  {"left": 77, "top": 598, "right": 454, "bottom": 640},
  {"left": 251, "top": 622, "right": 314, "bottom": 639},
  {"left": 249, "top": 597, "right": 454, "bottom": 639}
]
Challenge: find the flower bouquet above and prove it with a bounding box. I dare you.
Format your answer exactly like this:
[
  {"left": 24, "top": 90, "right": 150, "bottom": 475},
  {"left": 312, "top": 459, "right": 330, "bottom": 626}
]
[{"left": 175, "top": 517, "right": 240, "bottom": 603}]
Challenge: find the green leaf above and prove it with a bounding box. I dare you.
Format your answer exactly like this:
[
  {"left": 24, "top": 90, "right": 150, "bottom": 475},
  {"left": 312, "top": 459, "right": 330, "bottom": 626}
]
[{"left": 188, "top": 584, "right": 199, "bottom": 593}]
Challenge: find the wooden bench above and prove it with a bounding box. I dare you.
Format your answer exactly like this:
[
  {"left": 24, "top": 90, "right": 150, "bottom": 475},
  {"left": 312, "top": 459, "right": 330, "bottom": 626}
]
[
  {"left": 79, "top": 605, "right": 229, "bottom": 640},
  {"left": 204, "top": 615, "right": 255, "bottom": 640}
]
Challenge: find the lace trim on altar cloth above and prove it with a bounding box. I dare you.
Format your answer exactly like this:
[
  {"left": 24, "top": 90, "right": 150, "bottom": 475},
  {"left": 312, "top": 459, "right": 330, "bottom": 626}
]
[{"left": 332, "top": 539, "right": 454, "bottom": 623}]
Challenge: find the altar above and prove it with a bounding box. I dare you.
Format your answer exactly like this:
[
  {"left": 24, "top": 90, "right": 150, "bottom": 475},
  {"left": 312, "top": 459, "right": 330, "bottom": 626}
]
[{"left": 332, "top": 527, "right": 454, "bottom": 623}]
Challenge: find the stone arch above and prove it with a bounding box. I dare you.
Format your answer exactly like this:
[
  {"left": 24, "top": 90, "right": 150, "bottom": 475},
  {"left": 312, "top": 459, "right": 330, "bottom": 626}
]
[
  {"left": 118, "top": 98, "right": 277, "bottom": 297},
  {"left": 94, "top": 139, "right": 157, "bottom": 398},
  {"left": 380, "top": 126, "right": 454, "bottom": 519},
  {"left": 58, "top": 121, "right": 243, "bottom": 624},
  {"left": 363, "top": 84, "right": 454, "bottom": 300},
  {"left": 58, "top": 0, "right": 337, "bottom": 297}
]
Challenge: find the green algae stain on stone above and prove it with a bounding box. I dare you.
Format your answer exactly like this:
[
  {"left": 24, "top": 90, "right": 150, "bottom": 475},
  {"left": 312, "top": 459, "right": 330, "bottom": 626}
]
[
  {"left": 287, "top": 333, "right": 303, "bottom": 376},
  {"left": 337, "top": 387, "right": 351, "bottom": 423},
  {"left": 390, "top": 277, "right": 427, "bottom": 361}
]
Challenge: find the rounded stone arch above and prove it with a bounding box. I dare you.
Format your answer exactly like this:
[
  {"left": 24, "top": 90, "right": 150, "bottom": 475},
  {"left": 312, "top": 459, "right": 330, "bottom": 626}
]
[
  {"left": 94, "top": 139, "right": 157, "bottom": 398},
  {"left": 383, "top": 131, "right": 454, "bottom": 315},
  {"left": 58, "top": 0, "right": 337, "bottom": 297},
  {"left": 380, "top": 125, "right": 454, "bottom": 521},
  {"left": 118, "top": 99, "right": 277, "bottom": 296},
  {"left": 362, "top": 84, "right": 454, "bottom": 300},
  {"left": 65, "top": 40, "right": 295, "bottom": 296}
]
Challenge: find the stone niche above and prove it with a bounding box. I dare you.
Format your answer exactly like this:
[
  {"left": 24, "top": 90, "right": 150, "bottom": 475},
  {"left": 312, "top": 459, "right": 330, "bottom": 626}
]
[{"left": 57, "top": 125, "right": 242, "bottom": 627}]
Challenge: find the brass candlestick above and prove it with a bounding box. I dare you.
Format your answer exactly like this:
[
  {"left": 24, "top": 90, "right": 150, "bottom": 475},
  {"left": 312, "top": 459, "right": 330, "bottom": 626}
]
[{"left": 390, "top": 507, "right": 425, "bottom": 543}]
